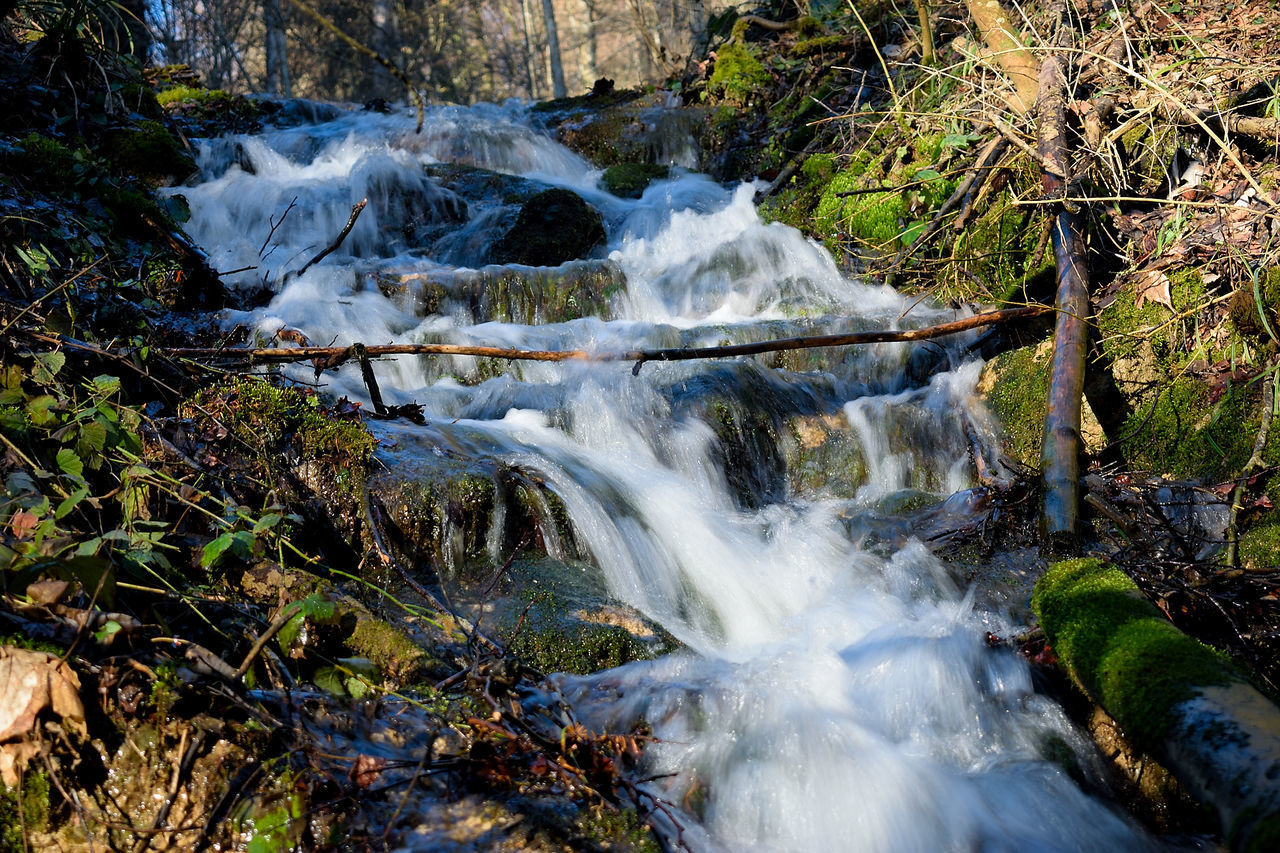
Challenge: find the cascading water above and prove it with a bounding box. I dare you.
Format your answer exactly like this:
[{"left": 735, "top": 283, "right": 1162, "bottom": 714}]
[{"left": 173, "top": 101, "right": 1155, "bottom": 851}]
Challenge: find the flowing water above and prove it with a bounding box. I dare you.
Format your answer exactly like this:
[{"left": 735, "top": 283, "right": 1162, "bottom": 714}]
[{"left": 174, "top": 102, "right": 1155, "bottom": 851}]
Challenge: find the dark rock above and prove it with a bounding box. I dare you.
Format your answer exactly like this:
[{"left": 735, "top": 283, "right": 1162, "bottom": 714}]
[{"left": 491, "top": 188, "right": 605, "bottom": 267}]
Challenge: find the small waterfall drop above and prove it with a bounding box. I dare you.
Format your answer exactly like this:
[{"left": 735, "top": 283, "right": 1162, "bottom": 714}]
[{"left": 172, "top": 102, "right": 1152, "bottom": 852}]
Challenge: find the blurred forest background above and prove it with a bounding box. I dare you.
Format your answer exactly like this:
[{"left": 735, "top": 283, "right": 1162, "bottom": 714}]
[{"left": 96, "top": 0, "right": 744, "bottom": 103}]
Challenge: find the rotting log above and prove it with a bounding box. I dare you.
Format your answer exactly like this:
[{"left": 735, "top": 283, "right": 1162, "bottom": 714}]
[
  {"left": 156, "top": 305, "right": 1049, "bottom": 369},
  {"left": 1038, "top": 3, "right": 1090, "bottom": 550},
  {"left": 1034, "top": 559, "right": 1280, "bottom": 852}
]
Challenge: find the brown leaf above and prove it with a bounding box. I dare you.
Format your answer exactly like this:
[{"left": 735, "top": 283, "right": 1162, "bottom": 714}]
[
  {"left": 1133, "top": 269, "right": 1173, "bottom": 310},
  {"left": 26, "top": 579, "right": 70, "bottom": 606},
  {"left": 350, "top": 753, "right": 386, "bottom": 788},
  {"left": 0, "top": 646, "right": 86, "bottom": 785},
  {"left": 0, "top": 647, "right": 86, "bottom": 742},
  {"left": 9, "top": 511, "right": 38, "bottom": 540}
]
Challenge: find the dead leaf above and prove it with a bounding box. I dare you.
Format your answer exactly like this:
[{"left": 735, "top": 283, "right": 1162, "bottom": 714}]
[
  {"left": 1133, "top": 269, "right": 1173, "bottom": 310},
  {"left": 0, "top": 646, "right": 86, "bottom": 786},
  {"left": 9, "top": 511, "right": 38, "bottom": 540},
  {"left": 350, "top": 753, "right": 387, "bottom": 788},
  {"left": 26, "top": 579, "right": 70, "bottom": 606}
]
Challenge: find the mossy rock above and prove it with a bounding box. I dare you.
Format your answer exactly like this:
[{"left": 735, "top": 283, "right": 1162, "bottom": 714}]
[
  {"left": 707, "top": 42, "right": 772, "bottom": 108},
  {"left": 1096, "top": 268, "right": 1210, "bottom": 374},
  {"left": 1032, "top": 558, "right": 1235, "bottom": 753},
  {"left": 977, "top": 341, "right": 1106, "bottom": 466},
  {"left": 1228, "top": 267, "right": 1280, "bottom": 340},
  {"left": 100, "top": 119, "right": 195, "bottom": 186},
  {"left": 491, "top": 188, "right": 606, "bottom": 267},
  {"left": 599, "top": 162, "right": 670, "bottom": 198},
  {"left": 1238, "top": 510, "right": 1280, "bottom": 571},
  {"left": 1118, "top": 377, "right": 1280, "bottom": 481}
]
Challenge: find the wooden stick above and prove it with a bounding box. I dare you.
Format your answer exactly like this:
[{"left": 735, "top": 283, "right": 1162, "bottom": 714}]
[
  {"left": 287, "top": 198, "right": 366, "bottom": 282},
  {"left": 1038, "top": 3, "right": 1091, "bottom": 549},
  {"left": 161, "top": 305, "right": 1051, "bottom": 370}
]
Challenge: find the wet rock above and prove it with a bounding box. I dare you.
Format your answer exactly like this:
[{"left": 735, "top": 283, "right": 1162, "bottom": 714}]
[
  {"left": 536, "top": 89, "right": 701, "bottom": 169},
  {"left": 491, "top": 188, "right": 606, "bottom": 267},
  {"left": 600, "top": 162, "right": 670, "bottom": 198},
  {"left": 366, "top": 258, "right": 623, "bottom": 325}
]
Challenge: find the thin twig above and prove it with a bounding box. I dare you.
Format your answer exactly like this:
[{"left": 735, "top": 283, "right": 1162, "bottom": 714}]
[{"left": 161, "top": 306, "right": 1051, "bottom": 370}]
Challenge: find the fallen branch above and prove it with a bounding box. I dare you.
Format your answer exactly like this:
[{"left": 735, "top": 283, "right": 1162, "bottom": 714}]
[
  {"left": 284, "top": 197, "right": 367, "bottom": 283},
  {"left": 160, "top": 305, "right": 1050, "bottom": 371},
  {"left": 1038, "top": 1, "right": 1091, "bottom": 549}
]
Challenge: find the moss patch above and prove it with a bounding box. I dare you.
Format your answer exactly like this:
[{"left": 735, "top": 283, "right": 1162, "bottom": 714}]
[
  {"left": 707, "top": 42, "right": 772, "bottom": 107},
  {"left": 1032, "top": 558, "right": 1235, "bottom": 752},
  {"left": 100, "top": 119, "right": 195, "bottom": 186},
  {"left": 346, "top": 615, "right": 430, "bottom": 682},
  {"left": 600, "top": 162, "right": 669, "bottom": 198},
  {"left": 1239, "top": 510, "right": 1280, "bottom": 571},
  {"left": 1118, "top": 378, "right": 1278, "bottom": 481},
  {"left": 980, "top": 343, "right": 1053, "bottom": 466},
  {"left": 510, "top": 615, "right": 654, "bottom": 675}
]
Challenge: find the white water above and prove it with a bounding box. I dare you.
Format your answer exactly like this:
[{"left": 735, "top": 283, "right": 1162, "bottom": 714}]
[{"left": 174, "top": 102, "right": 1152, "bottom": 851}]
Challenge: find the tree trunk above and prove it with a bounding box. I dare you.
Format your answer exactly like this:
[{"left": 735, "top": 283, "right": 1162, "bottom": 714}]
[
  {"left": 370, "top": 0, "right": 400, "bottom": 100},
  {"left": 519, "top": 0, "right": 541, "bottom": 99},
  {"left": 540, "top": 0, "right": 567, "bottom": 98},
  {"left": 264, "top": 0, "right": 290, "bottom": 96}
]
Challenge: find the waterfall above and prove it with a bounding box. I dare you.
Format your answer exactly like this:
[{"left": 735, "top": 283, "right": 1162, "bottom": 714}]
[{"left": 172, "top": 101, "right": 1151, "bottom": 851}]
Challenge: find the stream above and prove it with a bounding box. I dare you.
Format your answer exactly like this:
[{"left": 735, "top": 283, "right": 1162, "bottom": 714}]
[{"left": 173, "top": 100, "right": 1158, "bottom": 851}]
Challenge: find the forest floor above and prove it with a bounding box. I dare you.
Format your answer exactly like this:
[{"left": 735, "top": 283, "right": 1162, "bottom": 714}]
[{"left": 2, "top": 0, "right": 1280, "bottom": 851}]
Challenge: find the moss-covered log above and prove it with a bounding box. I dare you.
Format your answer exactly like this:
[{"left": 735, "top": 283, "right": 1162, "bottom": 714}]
[{"left": 1034, "top": 559, "right": 1280, "bottom": 852}]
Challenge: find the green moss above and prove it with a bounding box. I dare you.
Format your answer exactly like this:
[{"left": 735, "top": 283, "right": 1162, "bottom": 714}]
[
  {"left": 600, "top": 163, "right": 670, "bottom": 199},
  {"left": 1120, "top": 378, "right": 1274, "bottom": 481},
  {"left": 1032, "top": 558, "right": 1235, "bottom": 752},
  {"left": 1097, "top": 268, "right": 1209, "bottom": 367},
  {"left": 100, "top": 119, "right": 195, "bottom": 186},
  {"left": 156, "top": 85, "right": 229, "bottom": 107},
  {"left": 708, "top": 43, "right": 772, "bottom": 107},
  {"left": 1238, "top": 807, "right": 1280, "bottom": 853},
  {"left": 9, "top": 132, "right": 84, "bottom": 188},
  {"left": 346, "top": 616, "right": 429, "bottom": 682},
  {"left": 1239, "top": 510, "right": 1280, "bottom": 571},
  {"left": 511, "top": 618, "right": 652, "bottom": 675},
  {"left": 577, "top": 805, "right": 660, "bottom": 852},
  {"left": 0, "top": 771, "right": 50, "bottom": 852},
  {"left": 982, "top": 344, "right": 1052, "bottom": 465}
]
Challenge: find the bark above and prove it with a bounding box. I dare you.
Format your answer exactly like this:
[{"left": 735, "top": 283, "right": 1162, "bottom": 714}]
[
  {"left": 520, "top": 0, "right": 541, "bottom": 99},
  {"left": 158, "top": 306, "right": 1050, "bottom": 366},
  {"left": 263, "top": 0, "right": 290, "bottom": 97},
  {"left": 964, "top": 0, "right": 1039, "bottom": 113},
  {"left": 1038, "top": 2, "right": 1089, "bottom": 549},
  {"left": 540, "top": 0, "right": 567, "bottom": 98},
  {"left": 370, "top": 0, "right": 400, "bottom": 100}
]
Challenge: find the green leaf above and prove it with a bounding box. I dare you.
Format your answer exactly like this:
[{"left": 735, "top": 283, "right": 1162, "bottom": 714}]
[
  {"left": 252, "top": 513, "right": 283, "bottom": 535},
  {"left": 31, "top": 352, "right": 65, "bottom": 384},
  {"left": 55, "top": 487, "right": 89, "bottom": 519},
  {"left": 56, "top": 448, "right": 84, "bottom": 480},
  {"left": 200, "top": 529, "right": 256, "bottom": 568},
  {"left": 25, "top": 394, "right": 59, "bottom": 427},
  {"left": 312, "top": 666, "right": 347, "bottom": 696},
  {"left": 91, "top": 375, "right": 121, "bottom": 397},
  {"left": 913, "top": 168, "right": 941, "bottom": 182},
  {"left": 93, "top": 619, "right": 122, "bottom": 643}
]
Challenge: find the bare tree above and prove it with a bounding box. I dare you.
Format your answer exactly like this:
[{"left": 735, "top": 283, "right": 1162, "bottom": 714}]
[
  {"left": 540, "top": 0, "right": 566, "bottom": 98},
  {"left": 264, "top": 0, "right": 289, "bottom": 95}
]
